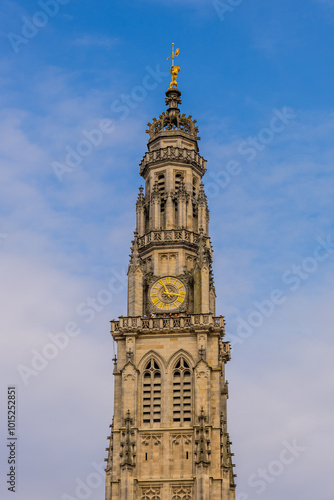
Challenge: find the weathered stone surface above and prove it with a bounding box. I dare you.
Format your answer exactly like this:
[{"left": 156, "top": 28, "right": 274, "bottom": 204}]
[{"left": 105, "top": 87, "right": 236, "bottom": 500}]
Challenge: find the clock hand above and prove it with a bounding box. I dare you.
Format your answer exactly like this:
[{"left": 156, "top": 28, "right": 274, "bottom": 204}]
[{"left": 161, "top": 281, "right": 175, "bottom": 297}]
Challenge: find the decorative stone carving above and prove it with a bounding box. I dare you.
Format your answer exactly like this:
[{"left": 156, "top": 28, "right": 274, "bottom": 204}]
[
  {"left": 171, "top": 434, "right": 192, "bottom": 445},
  {"left": 141, "top": 434, "right": 162, "bottom": 446},
  {"left": 122, "top": 362, "right": 137, "bottom": 379},
  {"left": 140, "top": 486, "right": 161, "bottom": 500},
  {"left": 195, "top": 360, "right": 209, "bottom": 379},
  {"left": 146, "top": 87, "right": 200, "bottom": 142},
  {"left": 171, "top": 485, "right": 192, "bottom": 500},
  {"left": 126, "top": 337, "right": 135, "bottom": 363},
  {"left": 195, "top": 369, "right": 209, "bottom": 379}
]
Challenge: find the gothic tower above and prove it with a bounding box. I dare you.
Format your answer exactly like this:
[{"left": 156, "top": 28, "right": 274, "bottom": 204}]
[{"left": 105, "top": 63, "right": 236, "bottom": 500}]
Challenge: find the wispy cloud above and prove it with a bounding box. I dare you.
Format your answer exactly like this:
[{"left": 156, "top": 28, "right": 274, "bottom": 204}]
[{"left": 72, "top": 34, "right": 118, "bottom": 48}]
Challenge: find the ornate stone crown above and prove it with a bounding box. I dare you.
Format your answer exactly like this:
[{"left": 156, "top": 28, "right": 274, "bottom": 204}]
[{"left": 146, "top": 88, "right": 200, "bottom": 141}]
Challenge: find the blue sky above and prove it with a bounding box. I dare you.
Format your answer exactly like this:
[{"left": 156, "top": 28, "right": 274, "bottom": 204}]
[{"left": 1, "top": 1, "right": 334, "bottom": 499}]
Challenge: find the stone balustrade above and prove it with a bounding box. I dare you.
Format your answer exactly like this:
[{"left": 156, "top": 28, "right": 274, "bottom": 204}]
[
  {"left": 138, "top": 228, "right": 202, "bottom": 248},
  {"left": 110, "top": 314, "right": 225, "bottom": 335},
  {"left": 139, "top": 146, "right": 207, "bottom": 175}
]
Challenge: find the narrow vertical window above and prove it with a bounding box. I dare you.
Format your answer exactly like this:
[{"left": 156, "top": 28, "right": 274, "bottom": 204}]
[
  {"left": 157, "top": 174, "right": 165, "bottom": 228},
  {"left": 173, "top": 358, "right": 192, "bottom": 424},
  {"left": 175, "top": 172, "right": 182, "bottom": 191},
  {"left": 143, "top": 359, "right": 161, "bottom": 425},
  {"left": 157, "top": 174, "right": 165, "bottom": 197}
]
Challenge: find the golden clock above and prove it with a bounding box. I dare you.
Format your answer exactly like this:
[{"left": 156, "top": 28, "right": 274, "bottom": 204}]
[{"left": 149, "top": 276, "right": 187, "bottom": 311}]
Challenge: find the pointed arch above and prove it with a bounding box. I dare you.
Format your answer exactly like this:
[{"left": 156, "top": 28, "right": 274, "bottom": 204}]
[
  {"left": 167, "top": 349, "right": 194, "bottom": 371},
  {"left": 168, "top": 350, "right": 194, "bottom": 425},
  {"left": 138, "top": 350, "right": 167, "bottom": 371}
]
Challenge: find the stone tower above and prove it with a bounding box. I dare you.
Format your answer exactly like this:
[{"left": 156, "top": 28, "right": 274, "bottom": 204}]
[{"left": 105, "top": 85, "right": 236, "bottom": 500}]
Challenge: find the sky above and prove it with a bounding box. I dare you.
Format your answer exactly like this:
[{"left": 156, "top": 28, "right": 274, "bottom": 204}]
[{"left": 0, "top": 0, "right": 334, "bottom": 499}]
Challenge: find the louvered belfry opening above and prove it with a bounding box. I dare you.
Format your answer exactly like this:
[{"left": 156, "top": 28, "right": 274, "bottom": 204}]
[
  {"left": 173, "top": 358, "right": 192, "bottom": 424},
  {"left": 175, "top": 172, "right": 182, "bottom": 191},
  {"left": 143, "top": 359, "right": 162, "bottom": 424}
]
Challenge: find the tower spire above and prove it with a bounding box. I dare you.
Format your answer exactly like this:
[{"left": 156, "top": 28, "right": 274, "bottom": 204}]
[{"left": 106, "top": 50, "right": 236, "bottom": 500}]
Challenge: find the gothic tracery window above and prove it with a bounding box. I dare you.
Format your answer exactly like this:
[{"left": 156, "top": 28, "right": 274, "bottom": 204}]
[
  {"left": 143, "top": 359, "right": 161, "bottom": 425},
  {"left": 173, "top": 358, "right": 192, "bottom": 424}
]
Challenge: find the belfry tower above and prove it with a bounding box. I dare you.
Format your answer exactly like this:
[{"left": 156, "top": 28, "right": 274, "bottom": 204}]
[{"left": 105, "top": 48, "right": 236, "bottom": 500}]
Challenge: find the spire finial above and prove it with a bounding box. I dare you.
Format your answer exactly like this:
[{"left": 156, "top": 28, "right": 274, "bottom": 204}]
[{"left": 167, "top": 42, "right": 180, "bottom": 88}]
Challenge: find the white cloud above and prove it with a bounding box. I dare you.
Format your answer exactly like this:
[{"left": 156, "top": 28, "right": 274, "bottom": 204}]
[{"left": 72, "top": 35, "right": 119, "bottom": 48}]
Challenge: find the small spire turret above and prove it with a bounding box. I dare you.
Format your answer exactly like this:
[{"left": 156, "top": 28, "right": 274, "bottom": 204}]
[
  {"left": 136, "top": 185, "right": 145, "bottom": 206},
  {"left": 120, "top": 410, "right": 135, "bottom": 468},
  {"left": 195, "top": 407, "right": 211, "bottom": 465},
  {"left": 136, "top": 186, "right": 145, "bottom": 236},
  {"left": 198, "top": 182, "right": 207, "bottom": 205}
]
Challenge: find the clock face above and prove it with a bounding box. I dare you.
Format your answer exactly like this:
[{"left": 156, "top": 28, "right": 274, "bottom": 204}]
[{"left": 149, "top": 276, "right": 187, "bottom": 311}]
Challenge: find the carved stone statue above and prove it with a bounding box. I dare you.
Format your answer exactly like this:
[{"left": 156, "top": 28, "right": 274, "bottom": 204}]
[{"left": 170, "top": 64, "right": 181, "bottom": 88}]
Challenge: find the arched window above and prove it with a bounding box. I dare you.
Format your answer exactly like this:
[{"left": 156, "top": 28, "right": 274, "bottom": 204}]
[
  {"left": 173, "top": 358, "right": 192, "bottom": 424},
  {"left": 142, "top": 359, "right": 161, "bottom": 425}
]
